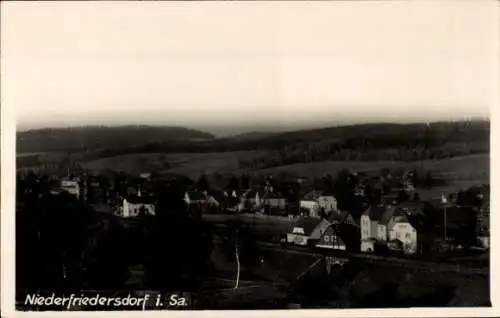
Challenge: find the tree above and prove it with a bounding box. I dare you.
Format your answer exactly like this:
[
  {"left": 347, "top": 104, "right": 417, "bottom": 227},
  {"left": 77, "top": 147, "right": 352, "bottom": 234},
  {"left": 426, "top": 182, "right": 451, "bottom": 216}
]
[
  {"left": 196, "top": 174, "right": 210, "bottom": 191},
  {"left": 397, "top": 190, "right": 410, "bottom": 203},
  {"left": 241, "top": 174, "right": 251, "bottom": 189},
  {"left": 321, "top": 174, "right": 335, "bottom": 193},
  {"left": 423, "top": 172, "right": 435, "bottom": 189},
  {"left": 333, "top": 169, "right": 356, "bottom": 210},
  {"left": 227, "top": 175, "right": 240, "bottom": 191}
]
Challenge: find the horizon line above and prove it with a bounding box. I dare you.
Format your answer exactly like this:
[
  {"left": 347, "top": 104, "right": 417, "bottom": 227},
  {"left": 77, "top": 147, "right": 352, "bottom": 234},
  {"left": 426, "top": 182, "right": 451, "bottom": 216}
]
[{"left": 16, "top": 116, "right": 491, "bottom": 134}]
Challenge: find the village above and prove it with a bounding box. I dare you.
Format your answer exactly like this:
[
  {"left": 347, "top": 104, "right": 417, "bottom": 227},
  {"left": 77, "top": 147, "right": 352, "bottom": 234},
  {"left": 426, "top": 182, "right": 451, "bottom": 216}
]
[{"left": 17, "top": 163, "right": 490, "bottom": 261}]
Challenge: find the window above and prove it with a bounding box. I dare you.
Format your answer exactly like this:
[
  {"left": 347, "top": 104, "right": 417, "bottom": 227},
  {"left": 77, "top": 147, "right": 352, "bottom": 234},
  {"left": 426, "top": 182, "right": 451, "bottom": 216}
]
[{"left": 325, "top": 235, "right": 330, "bottom": 242}]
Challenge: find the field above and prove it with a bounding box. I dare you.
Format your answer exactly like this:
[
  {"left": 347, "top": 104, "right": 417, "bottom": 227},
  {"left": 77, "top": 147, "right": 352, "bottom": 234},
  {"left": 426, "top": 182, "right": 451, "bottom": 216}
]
[
  {"left": 79, "top": 151, "right": 267, "bottom": 180},
  {"left": 78, "top": 151, "right": 488, "bottom": 199},
  {"left": 20, "top": 149, "right": 489, "bottom": 200}
]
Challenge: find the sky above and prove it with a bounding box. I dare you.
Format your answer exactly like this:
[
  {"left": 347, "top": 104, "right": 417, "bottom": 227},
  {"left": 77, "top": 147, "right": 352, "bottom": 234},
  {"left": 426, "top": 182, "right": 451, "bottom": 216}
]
[{"left": 2, "top": 1, "right": 498, "bottom": 135}]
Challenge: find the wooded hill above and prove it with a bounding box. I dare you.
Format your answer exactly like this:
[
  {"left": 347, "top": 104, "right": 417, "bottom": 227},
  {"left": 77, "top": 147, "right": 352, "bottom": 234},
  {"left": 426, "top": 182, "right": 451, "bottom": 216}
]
[
  {"left": 16, "top": 121, "right": 489, "bottom": 168},
  {"left": 17, "top": 125, "right": 215, "bottom": 153}
]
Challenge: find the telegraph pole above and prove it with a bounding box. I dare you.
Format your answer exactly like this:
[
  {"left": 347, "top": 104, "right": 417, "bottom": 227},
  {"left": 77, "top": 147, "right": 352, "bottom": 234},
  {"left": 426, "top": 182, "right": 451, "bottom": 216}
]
[{"left": 441, "top": 193, "right": 448, "bottom": 240}]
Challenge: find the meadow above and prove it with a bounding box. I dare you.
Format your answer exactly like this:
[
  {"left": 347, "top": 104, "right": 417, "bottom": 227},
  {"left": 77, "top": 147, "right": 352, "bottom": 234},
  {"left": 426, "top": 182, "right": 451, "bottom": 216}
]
[{"left": 77, "top": 151, "right": 489, "bottom": 199}]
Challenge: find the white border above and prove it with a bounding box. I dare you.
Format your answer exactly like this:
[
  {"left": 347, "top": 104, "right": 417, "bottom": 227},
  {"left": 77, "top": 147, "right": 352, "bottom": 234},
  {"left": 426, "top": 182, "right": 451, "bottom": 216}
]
[{"left": 2, "top": 0, "right": 499, "bottom": 317}]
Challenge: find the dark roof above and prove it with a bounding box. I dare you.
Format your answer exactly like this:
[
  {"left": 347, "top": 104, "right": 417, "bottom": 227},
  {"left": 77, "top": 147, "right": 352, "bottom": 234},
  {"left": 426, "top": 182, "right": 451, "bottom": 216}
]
[
  {"left": 331, "top": 211, "right": 359, "bottom": 227},
  {"left": 363, "top": 205, "right": 387, "bottom": 221},
  {"left": 321, "top": 191, "right": 335, "bottom": 196},
  {"left": 302, "top": 191, "right": 322, "bottom": 200},
  {"left": 379, "top": 206, "right": 396, "bottom": 225},
  {"left": 126, "top": 195, "right": 155, "bottom": 205},
  {"left": 394, "top": 201, "right": 426, "bottom": 217},
  {"left": 292, "top": 217, "right": 322, "bottom": 235}
]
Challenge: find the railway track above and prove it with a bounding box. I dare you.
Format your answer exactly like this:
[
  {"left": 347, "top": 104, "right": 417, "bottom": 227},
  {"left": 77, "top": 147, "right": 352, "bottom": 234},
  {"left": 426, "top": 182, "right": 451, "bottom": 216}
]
[{"left": 211, "top": 235, "right": 489, "bottom": 276}]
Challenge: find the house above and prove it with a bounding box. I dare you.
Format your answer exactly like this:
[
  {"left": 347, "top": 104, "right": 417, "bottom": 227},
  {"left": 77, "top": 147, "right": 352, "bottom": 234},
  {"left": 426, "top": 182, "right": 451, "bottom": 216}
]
[
  {"left": 360, "top": 205, "right": 388, "bottom": 242},
  {"left": 386, "top": 210, "right": 431, "bottom": 255},
  {"left": 263, "top": 191, "right": 287, "bottom": 213},
  {"left": 318, "top": 193, "right": 337, "bottom": 215},
  {"left": 184, "top": 191, "right": 207, "bottom": 205},
  {"left": 60, "top": 178, "right": 80, "bottom": 199},
  {"left": 309, "top": 218, "right": 332, "bottom": 242},
  {"left": 241, "top": 189, "right": 262, "bottom": 210},
  {"left": 121, "top": 193, "right": 156, "bottom": 218},
  {"left": 476, "top": 200, "right": 490, "bottom": 248},
  {"left": 286, "top": 217, "right": 322, "bottom": 246},
  {"left": 206, "top": 191, "right": 239, "bottom": 212},
  {"left": 299, "top": 191, "right": 322, "bottom": 218},
  {"left": 300, "top": 191, "right": 338, "bottom": 218},
  {"left": 315, "top": 223, "right": 347, "bottom": 250},
  {"left": 363, "top": 201, "right": 433, "bottom": 255},
  {"left": 331, "top": 210, "right": 358, "bottom": 227},
  {"left": 376, "top": 207, "right": 397, "bottom": 242},
  {"left": 381, "top": 192, "right": 400, "bottom": 206},
  {"left": 331, "top": 210, "right": 361, "bottom": 251}
]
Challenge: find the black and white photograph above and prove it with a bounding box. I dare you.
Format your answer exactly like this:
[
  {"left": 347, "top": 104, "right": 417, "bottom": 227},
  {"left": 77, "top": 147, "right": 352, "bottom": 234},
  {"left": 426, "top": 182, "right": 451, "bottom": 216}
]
[{"left": 1, "top": 0, "right": 498, "bottom": 315}]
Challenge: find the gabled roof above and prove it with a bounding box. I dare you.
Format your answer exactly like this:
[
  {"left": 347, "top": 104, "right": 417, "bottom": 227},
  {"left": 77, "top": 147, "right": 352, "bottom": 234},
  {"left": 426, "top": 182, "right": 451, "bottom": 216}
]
[
  {"left": 379, "top": 206, "right": 396, "bottom": 225},
  {"left": 126, "top": 195, "right": 155, "bottom": 205},
  {"left": 291, "top": 217, "right": 322, "bottom": 236},
  {"left": 331, "top": 210, "right": 360, "bottom": 227},
  {"left": 396, "top": 200, "right": 426, "bottom": 214},
  {"left": 320, "top": 191, "right": 336, "bottom": 197},
  {"left": 363, "top": 205, "right": 387, "bottom": 221},
  {"left": 302, "top": 190, "right": 322, "bottom": 201},
  {"left": 310, "top": 218, "right": 331, "bottom": 240}
]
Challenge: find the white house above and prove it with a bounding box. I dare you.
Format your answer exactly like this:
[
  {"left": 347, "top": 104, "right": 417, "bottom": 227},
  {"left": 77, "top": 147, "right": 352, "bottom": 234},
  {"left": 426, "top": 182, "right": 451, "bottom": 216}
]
[
  {"left": 360, "top": 205, "right": 394, "bottom": 252},
  {"left": 317, "top": 194, "right": 338, "bottom": 214},
  {"left": 300, "top": 191, "right": 338, "bottom": 218},
  {"left": 61, "top": 179, "right": 80, "bottom": 199},
  {"left": 388, "top": 216, "right": 417, "bottom": 253},
  {"left": 121, "top": 193, "right": 156, "bottom": 218},
  {"left": 300, "top": 191, "right": 322, "bottom": 218},
  {"left": 376, "top": 208, "right": 397, "bottom": 242},
  {"left": 387, "top": 207, "right": 429, "bottom": 255}
]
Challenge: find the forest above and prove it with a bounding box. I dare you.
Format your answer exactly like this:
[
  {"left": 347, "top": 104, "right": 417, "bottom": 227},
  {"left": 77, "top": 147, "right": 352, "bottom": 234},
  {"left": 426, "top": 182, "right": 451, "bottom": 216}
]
[{"left": 16, "top": 121, "right": 489, "bottom": 171}]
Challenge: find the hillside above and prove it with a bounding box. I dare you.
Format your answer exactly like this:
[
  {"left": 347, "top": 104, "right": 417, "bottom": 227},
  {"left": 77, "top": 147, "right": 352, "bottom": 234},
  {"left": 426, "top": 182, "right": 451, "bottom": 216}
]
[
  {"left": 16, "top": 121, "right": 490, "bottom": 171},
  {"left": 16, "top": 125, "right": 215, "bottom": 153}
]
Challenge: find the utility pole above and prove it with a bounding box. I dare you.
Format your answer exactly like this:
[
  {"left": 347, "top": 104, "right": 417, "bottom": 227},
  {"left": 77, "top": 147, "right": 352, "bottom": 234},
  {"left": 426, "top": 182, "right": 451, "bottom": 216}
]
[
  {"left": 441, "top": 193, "right": 448, "bottom": 240},
  {"left": 234, "top": 229, "right": 240, "bottom": 290}
]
